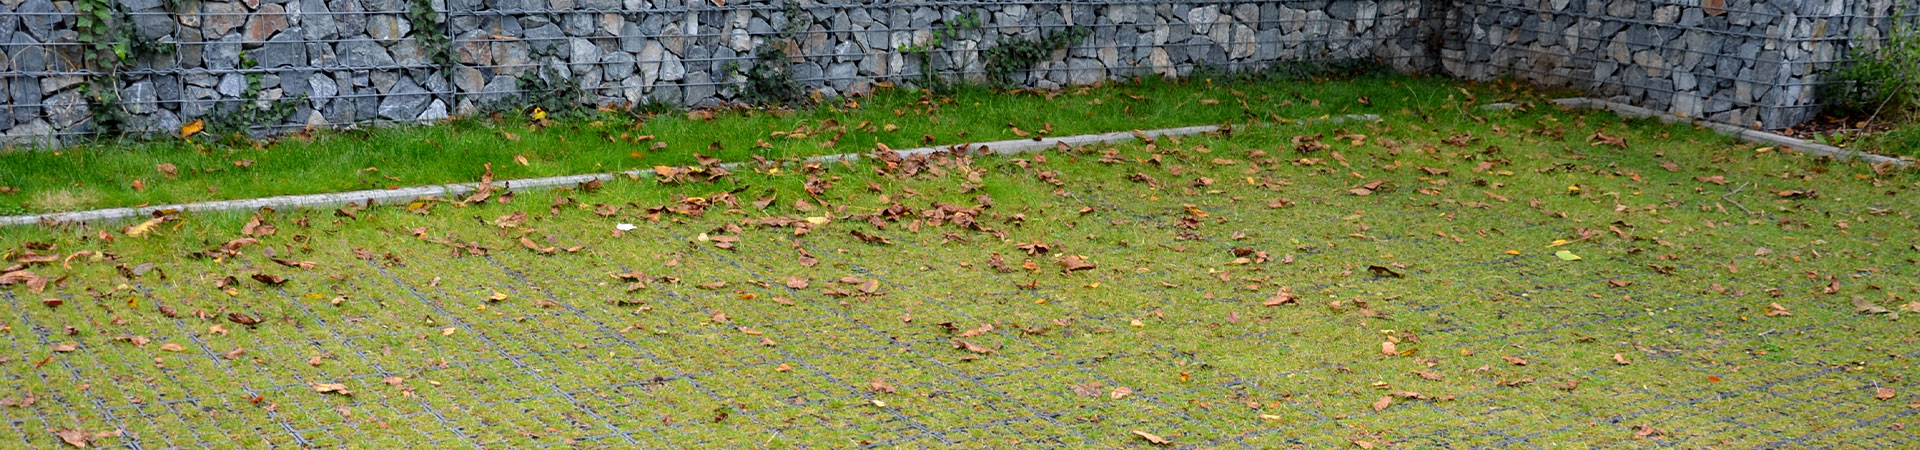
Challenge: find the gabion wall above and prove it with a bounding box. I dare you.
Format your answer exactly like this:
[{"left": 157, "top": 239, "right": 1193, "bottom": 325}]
[
  {"left": 0, "top": 0, "right": 1429, "bottom": 145},
  {"left": 0, "top": 0, "right": 1902, "bottom": 145},
  {"left": 1444, "top": 0, "right": 1902, "bottom": 130}
]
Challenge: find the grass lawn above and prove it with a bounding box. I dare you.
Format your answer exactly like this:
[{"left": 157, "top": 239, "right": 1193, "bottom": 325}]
[
  {"left": 2, "top": 76, "right": 1918, "bottom": 449},
  {"left": 1, "top": 73, "right": 1448, "bottom": 215}
]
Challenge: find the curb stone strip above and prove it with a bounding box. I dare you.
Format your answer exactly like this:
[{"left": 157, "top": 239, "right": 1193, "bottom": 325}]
[
  {"left": 0, "top": 125, "right": 1231, "bottom": 227},
  {"left": 1552, "top": 98, "right": 1912, "bottom": 167}
]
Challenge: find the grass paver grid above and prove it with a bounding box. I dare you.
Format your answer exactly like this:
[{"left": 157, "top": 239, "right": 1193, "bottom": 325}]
[{"left": 4, "top": 81, "right": 1918, "bottom": 449}]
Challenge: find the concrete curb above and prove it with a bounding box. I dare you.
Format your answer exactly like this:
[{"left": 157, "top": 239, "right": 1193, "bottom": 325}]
[
  {"left": 1553, "top": 97, "right": 1913, "bottom": 167},
  {"left": 0, "top": 124, "right": 1229, "bottom": 227}
]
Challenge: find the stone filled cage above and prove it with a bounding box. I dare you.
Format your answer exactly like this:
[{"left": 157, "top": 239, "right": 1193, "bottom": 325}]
[{"left": 0, "top": 0, "right": 1907, "bottom": 144}]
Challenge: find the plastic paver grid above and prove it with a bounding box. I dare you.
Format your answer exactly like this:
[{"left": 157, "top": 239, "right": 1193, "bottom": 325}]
[{"left": 5, "top": 139, "right": 1917, "bottom": 449}]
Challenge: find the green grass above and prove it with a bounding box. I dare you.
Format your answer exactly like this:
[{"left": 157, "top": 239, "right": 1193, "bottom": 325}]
[
  {"left": 1860, "top": 121, "right": 1920, "bottom": 159},
  {"left": 0, "top": 74, "right": 1460, "bottom": 215},
  {"left": 2, "top": 77, "right": 1918, "bottom": 449}
]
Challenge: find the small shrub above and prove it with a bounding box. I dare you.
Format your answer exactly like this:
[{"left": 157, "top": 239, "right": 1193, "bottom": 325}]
[{"left": 1825, "top": 12, "right": 1920, "bottom": 121}]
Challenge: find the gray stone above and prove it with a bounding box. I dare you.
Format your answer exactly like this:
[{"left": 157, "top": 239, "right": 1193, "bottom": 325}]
[
  {"left": 418, "top": 99, "right": 448, "bottom": 121},
  {"left": 45, "top": 89, "right": 86, "bottom": 128},
  {"left": 569, "top": 37, "right": 601, "bottom": 65},
  {"left": 310, "top": 72, "right": 340, "bottom": 99},
  {"left": 329, "top": 0, "right": 366, "bottom": 36},
  {"left": 684, "top": 71, "right": 715, "bottom": 104},
  {"left": 4, "top": 120, "right": 54, "bottom": 148},
  {"left": 18, "top": 0, "right": 54, "bottom": 41},
  {"left": 620, "top": 23, "right": 646, "bottom": 52},
  {"left": 123, "top": 80, "right": 158, "bottom": 114},
  {"left": 338, "top": 40, "right": 396, "bottom": 67},
  {"left": 204, "top": 34, "right": 245, "bottom": 70},
  {"left": 301, "top": 0, "right": 338, "bottom": 39},
  {"left": 1066, "top": 57, "right": 1104, "bottom": 85},
  {"left": 41, "top": 75, "right": 82, "bottom": 94},
  {"left": 826, "top": 62, "right": 855, "bottom": 90},
  {"left": 218, "top": 73, "right": 249, "bottom": 97},
  {"left": 257, "top": 29, "right": 309, "bottom": 67},
  {"left": 367, "top": 14, "right": 410, "bottom": 42},
  {"left": 603, "top": 51, "right": 636, "bottom": 80},
  {"left": 127, "top": 3, "right": 175, "bottom": 40},
  {"left": 476, "top": 74, "right": 517, "bottom": 106},
  {"left": 377, "top": 77, "right": 430, "bottom": 120}
]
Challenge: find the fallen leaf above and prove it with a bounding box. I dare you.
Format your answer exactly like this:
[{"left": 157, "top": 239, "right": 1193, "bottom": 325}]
[
  {"left": 1059, "top": 255, "right": 1096, "bottom": 272},
  {"left": 952, "top": 339, "right": 994, "bottom": 354},
  {"left": 1554, "top": 250, "right": 1582, "bottom": 261},
  {"left": 1875, "top": 387, "right": 1897, "bottom": 400},
  {"left": 52, "top": 428, "right": 122, "bottom": 448},
  {"left": 1765, "top": 303, "right": 1792, "bottom": 317},
  {"left": 1502, "top": 356, "right": 1528, "bottom": 366},
  {"left": 1131, "top": 430, "right": 1172, "bottom": 445},
  {"left": 311, "top": 382, "right": 353, "bottom": 396},
  {"left": 869, "top": 378, "right": 897, "bottom": 394},
  {"left": 1264, "top": 288, "right": 1298, "bottom": 306},
  {"left": 1070, "top": 381, "right": 1105, "bottom": 397},
  {"left": 1613, "top": 353, "right": 1630, "bottom": 365},
  {"left": 1853, "top": 297, "right": 1891, "bottom": 315},
  {"left": 180, "top": 119, "right": 205, "bottom": 138},
  {"left": 1371, "top": 396, "right": 1392, "bottom": 411}
]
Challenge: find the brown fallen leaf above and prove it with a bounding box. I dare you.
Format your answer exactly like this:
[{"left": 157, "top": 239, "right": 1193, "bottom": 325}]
[
  {"left": 869, "top": 377, "right": 897, "bottom": 394},
  {"left": 952, "top": 339, "right": 994, "bottom": 354},
  {"left": 1765, "top": 303, "right": 1792, "bottom": 317},
  {"left": 1380, "top": 341, "right": 1398, "bottom": 356},
  {"left": 1110, "top": 386, "right": 1134, "bottom": 399},
  {"left": 250, "top": 273, "right": 287, "bottom": 285},
  {"left": 1501, "top": 356, "right": 1528, "bottom": 366},
  {"left": 1070, "top": 381, "right": 1104, "bottom": 397},
  {"left": 1265, "top": 288, "right": 1298, "bottom": 306},
  {"left": 1694, "top": 175, "right": 1728, "bottom": 185},
  {"left": 1875, "top": 387, "right": 1897, "bottom": 400},
  {"left": 1632, "top": 424, "right": 1665, "bottom": 440},
  {"left": 311, "top": 382, "right": 353, "bottom": 396},
  {"left": 1132, "top": 430, "right": 1172, "bottom": 446},
  {"left": 51, "top": 342, "right": 79, "bottom": 353},
  {"left": 2, "top": 394, "right": 38, "bottom": 408},
  {"left": 226, "top": 313, "right": 261, "bottom": 327},
  {"left": 1059, "top": 255, "right": 1096, "bottom": 272},
  {"left": 52, "top": 428, "right": 122, "bottom": 448},
  {"left": 1613, "top": 353, "right": 1630, "bottom": 365},
  {"left": 1371, "top": 396, "right": 1392, "bottom": 411},
  {"left": 1853, "top": 297, "right": 1892, "bottom": 315},
  {"left": 785, "top": 277, "right": 809, "bottom": 289},
  {"left": 958, "top": 323, "right": 995, "bottom": 338}
]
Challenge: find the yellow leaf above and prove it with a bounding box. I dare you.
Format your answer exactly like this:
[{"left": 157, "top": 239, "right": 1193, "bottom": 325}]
[
  {"left": 530, "top": 107, "right": 547, "bottom": 120},
  {"left": 124, "top": 217, "right": 167, "bottom": 237},
  {"left": 180, "top": 119, "right": 205, "bottom": 138}
]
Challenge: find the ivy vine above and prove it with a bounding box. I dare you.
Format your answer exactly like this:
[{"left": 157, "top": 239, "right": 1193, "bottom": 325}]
[
  {"left": 895, "top": 11, "right": 981, "bottom": 91},
  {"left": 982, "top": 26, "right": 1090, "bottom": 87},
  {"left": 730, "top": 0, "right": 807, "bottom": 105},
  {"left": 73, "top": 0, "right": 177, "bottom": 138},
  {"left": 406, "top": 0, "right": 455, "bottom": 69}
]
